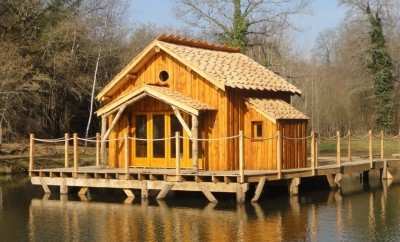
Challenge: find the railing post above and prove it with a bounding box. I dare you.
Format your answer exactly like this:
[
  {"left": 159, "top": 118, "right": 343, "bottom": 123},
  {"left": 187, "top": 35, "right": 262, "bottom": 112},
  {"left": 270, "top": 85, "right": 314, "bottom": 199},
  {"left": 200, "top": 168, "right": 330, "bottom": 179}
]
[
  {"left": 277, "top": 130, "right": 282, "bottom": 179},
  {"left": 348, "top": 129, "right": 352, "bottom": 162},
  {"left": 124, "top": 134, "right": 129, "bottom": 176},
  {"left": 175, "top": 132, "right": 181, "bottom": 177},
  {"left": 73, "top": 133, "right": 78, "bottom": 177},
  {"left": 64, "top": 133, "right": 69, "bottom": 168},
  {"left": 315, "top": 132, "right": 319, "bottom": 169},
  {"left": 96, "top": 132, "right": 100, "bottom": 167},
  {"left": 311, "top": 131, "right": 315, "bottom": 176},
  {"left": 369, "top": 130, "right": 373, "bottom": 168},
  {"left": 239, "top": 130, "right": 245, "bottom": 183},
  {"left": 29, "top": 133, "right": 34, "bottom": 176},
  {"left": 380, "top": 130, "right": 384, "bottom": 160},
  {"left": 336, "top": 131, "right": 341, "bottom": 166}
]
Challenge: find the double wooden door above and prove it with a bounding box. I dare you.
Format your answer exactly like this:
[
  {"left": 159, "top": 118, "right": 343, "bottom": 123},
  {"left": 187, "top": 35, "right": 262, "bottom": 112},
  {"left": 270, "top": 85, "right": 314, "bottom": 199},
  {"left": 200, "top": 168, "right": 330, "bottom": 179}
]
[{"left": 130, "top": 112, "right": 193, "bottom": 168}]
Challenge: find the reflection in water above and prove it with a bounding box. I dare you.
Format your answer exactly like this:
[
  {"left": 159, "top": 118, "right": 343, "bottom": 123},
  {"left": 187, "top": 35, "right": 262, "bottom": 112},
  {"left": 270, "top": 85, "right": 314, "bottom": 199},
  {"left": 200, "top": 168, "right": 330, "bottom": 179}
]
[{"left": 2, "top": 178, "right": 400, "bottom": 242}]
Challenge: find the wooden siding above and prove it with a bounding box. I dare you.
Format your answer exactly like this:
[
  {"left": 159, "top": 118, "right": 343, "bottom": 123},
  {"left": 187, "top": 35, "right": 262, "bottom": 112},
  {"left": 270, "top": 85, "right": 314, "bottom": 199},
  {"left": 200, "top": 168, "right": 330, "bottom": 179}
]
[{"left": 278, "top": 120, "right": 307, "bottom": 169}]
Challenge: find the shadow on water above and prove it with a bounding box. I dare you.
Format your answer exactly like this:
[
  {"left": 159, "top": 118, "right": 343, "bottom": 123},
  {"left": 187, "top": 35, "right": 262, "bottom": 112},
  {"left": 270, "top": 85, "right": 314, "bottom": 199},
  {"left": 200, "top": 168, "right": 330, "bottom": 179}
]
[{"left": 1, "top": 175, "right": 400, "bottom": 242}]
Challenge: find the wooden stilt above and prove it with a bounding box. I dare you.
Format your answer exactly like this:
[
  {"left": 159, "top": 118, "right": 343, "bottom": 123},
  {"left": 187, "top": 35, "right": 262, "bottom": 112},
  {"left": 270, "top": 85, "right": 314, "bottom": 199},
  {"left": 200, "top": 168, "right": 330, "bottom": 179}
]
[
  {"left": 289, "top": 177, "right": 300, "bottom": 196},
  {"left": 123, "top": 189, "right": 135, "bottom": 199},
  {"left": 200, "top": 185, "right": 217, "bottom": 203},
  {"left": 78, "top": 187, "right": 89, "bottom": 196},
  {"left": 41, "top": 182, "right": 51, "bottom": 194},
  {"left": 60, "top": 184, "right": 68, "bottom": 194},
  {"left": 251, "top": 176, "right": 266, "bottom": 202},
  {"left": 157, "top": 184, "right": 173, "bottom": 200},
  {"left": 236, "top": 183, "right": 246, "bottom": 203},
  {"left": 141, "top": 181, "right": 148, "bottom": 199}
]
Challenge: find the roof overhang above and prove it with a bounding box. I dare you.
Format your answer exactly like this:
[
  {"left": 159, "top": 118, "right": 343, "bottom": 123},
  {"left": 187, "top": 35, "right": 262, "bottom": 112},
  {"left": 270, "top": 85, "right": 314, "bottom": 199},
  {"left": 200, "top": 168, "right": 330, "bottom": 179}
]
[
  {"left": 96, "top": 40, "right": 225, "bottom": 101},
  {"left": 96, "top": 85, "right": 214, "bottom": 117}
]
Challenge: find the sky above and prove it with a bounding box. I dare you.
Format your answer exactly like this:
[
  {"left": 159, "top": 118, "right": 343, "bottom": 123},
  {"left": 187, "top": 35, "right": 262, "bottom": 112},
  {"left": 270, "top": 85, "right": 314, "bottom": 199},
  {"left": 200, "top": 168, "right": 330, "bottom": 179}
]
[{"left": 128, "top": 0, "right": 347, "bottom": 54}]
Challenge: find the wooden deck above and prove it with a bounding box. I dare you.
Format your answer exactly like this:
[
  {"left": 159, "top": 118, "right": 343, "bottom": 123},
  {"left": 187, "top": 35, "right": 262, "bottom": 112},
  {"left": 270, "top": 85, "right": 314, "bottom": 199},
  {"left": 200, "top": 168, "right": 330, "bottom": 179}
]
[{"left": 30, "top": 157, "right": 400, "bottom": 203}]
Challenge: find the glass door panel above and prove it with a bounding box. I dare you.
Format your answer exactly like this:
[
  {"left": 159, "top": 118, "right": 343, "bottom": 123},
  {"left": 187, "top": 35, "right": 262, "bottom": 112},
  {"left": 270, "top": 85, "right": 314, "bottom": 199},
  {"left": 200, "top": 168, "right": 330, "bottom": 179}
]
[
  {"left": 152, "top": 115, "right": 165, "bottom": 158},
  {"left": 135, "top": 115, "right": 147, "bottom": 158}
]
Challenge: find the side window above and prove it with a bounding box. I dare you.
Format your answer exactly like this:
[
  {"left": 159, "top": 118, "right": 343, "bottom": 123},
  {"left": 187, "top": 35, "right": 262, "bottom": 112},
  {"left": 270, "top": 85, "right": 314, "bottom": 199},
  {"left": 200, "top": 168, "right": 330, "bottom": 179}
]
[{"left": 251, "top": 121, "right": 263, "bottom": 139}]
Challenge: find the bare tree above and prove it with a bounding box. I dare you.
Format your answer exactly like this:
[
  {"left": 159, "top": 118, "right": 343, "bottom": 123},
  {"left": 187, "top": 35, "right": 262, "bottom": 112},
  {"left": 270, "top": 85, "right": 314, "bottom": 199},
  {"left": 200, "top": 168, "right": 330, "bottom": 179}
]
[{"left": 175, "top": 0, "right": 311, "bottom": 50}]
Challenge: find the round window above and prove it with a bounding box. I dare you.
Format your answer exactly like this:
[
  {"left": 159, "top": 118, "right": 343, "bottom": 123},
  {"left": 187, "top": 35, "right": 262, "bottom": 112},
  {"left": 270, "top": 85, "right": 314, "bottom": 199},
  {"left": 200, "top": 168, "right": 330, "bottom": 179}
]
[{"left": 159, "top": 71, "right": 169, "bottom": 82}]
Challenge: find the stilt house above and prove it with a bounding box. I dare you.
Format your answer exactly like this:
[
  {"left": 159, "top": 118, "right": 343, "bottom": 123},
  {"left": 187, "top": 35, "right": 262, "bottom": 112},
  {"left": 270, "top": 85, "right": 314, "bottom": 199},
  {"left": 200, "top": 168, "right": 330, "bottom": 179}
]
[{"left": 96, "top": 35, "right": 308, "bottom": 171}]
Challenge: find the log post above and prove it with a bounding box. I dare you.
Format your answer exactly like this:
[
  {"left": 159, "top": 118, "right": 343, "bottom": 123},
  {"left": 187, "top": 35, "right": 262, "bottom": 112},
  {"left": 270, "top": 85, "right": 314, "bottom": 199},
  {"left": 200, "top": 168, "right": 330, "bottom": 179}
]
[
  {"left": 336, "top": 131, "right": 341, "bottom": 166},
  {"left": 348, "top": 129, "right": 352, "bottom": 162},
  {"left": 315, "top": 132, "right": 319, "bottom": 168},
  {"left": 380, "top": 130, "right": 384, "bottom": 160},
  {"left": 191, "top": 114, "right": 199, "bottom": 171},
  {"left": 124, "top": 134, "right": 129, "bottom": 176},
  {"left": 311, "top": 131, "right": 315, "bottom": 176},
  {"left": 95, "top": 132, "right": 100, "bottom": 167},
  {"left": 100, "top": 115, "right": 107, "bottom": 166},
  {"left": 73, "top": 133, "right": 79, "bottom": 177},
  {"left": 369, "top": 130, "right": 373, "bottom": 168},
  {"left": 277, "top": 130, "right": 282, "bottom": 179},
  {"left": 64, "top": 133, "right": 69, "bottom": 168},
  {"left": 175, "top": 132, "right": 181, "bottom": 176},
  {"left": 239, "top": 130, "right": 244, "bottom": 183},
  {"left": 29, "top": 134, "right": 34, "bottom": 176}
]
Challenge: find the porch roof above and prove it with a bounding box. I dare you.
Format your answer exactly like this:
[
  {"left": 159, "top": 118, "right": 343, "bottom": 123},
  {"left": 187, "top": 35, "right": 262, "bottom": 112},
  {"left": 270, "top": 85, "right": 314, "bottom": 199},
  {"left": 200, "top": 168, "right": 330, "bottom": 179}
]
[
  {"left": 96, "top": 84, "right": 215, "bottom": 116},
  {"left": 246, "top": 98, "right": 308, "bottom": 123}
]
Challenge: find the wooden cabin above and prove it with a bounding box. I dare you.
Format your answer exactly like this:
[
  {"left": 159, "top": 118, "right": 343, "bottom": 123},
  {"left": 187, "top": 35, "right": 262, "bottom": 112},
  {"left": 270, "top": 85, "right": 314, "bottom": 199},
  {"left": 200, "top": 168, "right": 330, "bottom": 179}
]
[{"left": 96, "top": 35, "right": 308, "bottom": 171}]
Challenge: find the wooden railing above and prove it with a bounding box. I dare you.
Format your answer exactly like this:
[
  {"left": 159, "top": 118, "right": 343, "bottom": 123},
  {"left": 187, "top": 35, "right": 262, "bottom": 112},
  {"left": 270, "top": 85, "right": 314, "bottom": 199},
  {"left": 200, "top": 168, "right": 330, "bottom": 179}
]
[{"left": 28, "top": 130, "right": 398, "bottom": 180}]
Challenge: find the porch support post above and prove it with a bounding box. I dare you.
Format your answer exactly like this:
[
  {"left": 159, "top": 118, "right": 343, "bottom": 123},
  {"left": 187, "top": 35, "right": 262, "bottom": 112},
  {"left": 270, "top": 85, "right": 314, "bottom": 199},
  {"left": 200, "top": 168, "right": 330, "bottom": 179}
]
[
  {"left": 101, "top": 115, "right": 107, "bottom": 166},
  {"left": 192, "top": 114, "right": 199, "bottom": 171}
]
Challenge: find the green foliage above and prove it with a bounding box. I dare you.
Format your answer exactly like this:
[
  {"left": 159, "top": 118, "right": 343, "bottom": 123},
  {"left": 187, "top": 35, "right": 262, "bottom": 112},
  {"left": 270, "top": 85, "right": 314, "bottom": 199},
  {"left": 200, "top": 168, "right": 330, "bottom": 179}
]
[{"left": 366, "top": 6, "right": 395, "bottom": 132}]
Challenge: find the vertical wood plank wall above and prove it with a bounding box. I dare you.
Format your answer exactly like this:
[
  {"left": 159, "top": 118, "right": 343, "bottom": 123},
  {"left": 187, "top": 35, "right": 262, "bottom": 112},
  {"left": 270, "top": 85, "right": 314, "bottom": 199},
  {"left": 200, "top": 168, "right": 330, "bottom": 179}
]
[{"left": 278, "top": 120, "right": 307, "bottom": 169}]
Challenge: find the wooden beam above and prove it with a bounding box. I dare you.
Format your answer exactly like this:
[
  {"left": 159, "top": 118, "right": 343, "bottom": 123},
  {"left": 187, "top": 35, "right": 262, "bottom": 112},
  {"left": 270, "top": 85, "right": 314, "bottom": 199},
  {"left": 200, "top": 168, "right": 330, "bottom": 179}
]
[
  {"left": 336, "top": 131, "right": 341, "bottom": 166},
  {"left": 380, "top": 130, "right": 384, "bottom": 160},
  {"left": 123, "top": 189, "right": 135, "bottom": 198},
  {"left": 156, "top": 184, "right": 173, "bottom": 200},
  {"left": 277, "top": 130, "right": 282, "bottom": 179},
  {"left": 29, "top": 133, "right": 34, "bottom": 176},
  {"left": 311, "top": 131, "right": 315, "bottom": 175},
  {"left": 199, "top": 185, "right": 217, "bottom": 203},
  {"left": 239, "top": 130, "right": 244, "bottom": 183},
  {"left": 102, "top": 105, "right": 127, "bottom": 142},
  {"left": 191, "top": 114, "right": 199, "bottom": 171},
  {"left": 369, "top": 130, "right": 373, "bottom": 168},
  {"left": 251, "top": 176, "right": 266, "bottom": 202},
  {"left": 95, "top": 133, "right": 100, "bottom": 167},
  {"left": 64, "top": 133, "right": 69, "bottom": 168},
  {"left": 172, "top": 106, "right": 192, "bottom": 136},
  {"left": 73, "top": 133, "right": 79, "bottom": 177},
  {"left": 78, "top": 187, "right": 89, "bottom": 196}
]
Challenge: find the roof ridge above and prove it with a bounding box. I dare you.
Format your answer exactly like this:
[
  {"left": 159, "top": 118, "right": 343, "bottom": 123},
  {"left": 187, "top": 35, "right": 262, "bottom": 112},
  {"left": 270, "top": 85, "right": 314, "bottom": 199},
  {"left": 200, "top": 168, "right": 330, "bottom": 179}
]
[{"left": 156, "top": 34, "right": 240, "bottom": 53}]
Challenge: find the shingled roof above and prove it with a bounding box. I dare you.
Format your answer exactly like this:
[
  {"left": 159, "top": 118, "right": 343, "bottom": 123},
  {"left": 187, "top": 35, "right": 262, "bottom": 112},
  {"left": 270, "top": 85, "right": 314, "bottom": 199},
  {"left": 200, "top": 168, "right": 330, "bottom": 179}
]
[
  {"left": 246, "top": 98, "right": 308, "bottom": 122},
  {"left": 96, "top": 35, "right": 301, "bottom": 100}
]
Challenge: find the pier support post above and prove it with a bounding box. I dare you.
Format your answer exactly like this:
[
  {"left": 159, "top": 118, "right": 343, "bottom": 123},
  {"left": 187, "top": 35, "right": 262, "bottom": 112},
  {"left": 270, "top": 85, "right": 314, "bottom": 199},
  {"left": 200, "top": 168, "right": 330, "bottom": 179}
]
[
  {"left": 334, "top": 173, "right": 364, "bottom": 194},
  {"left": 123, "top": 189, "right": 135, "bottom": 199},
  {"left": 141, "top": 181, "right": 148, "bottom": 200},
  {"left": 236, "top": 183, "right": 246, "bottom": 203},
  {"left": 78, "top": 187, "right": 89, "bottom": 196},
  {"left": 41, "top": 181, "right": 51, "bottom": 194},
  {"left": 289, "top": 177, "right": 301, "bottom": 196},
  {"left": 368, "top": 169, "right": 381, "bottom": 189},
  {"left": 251, "top": 176, "right": 266, "bottom": 202},
  {"left": 382, "top": 160, "right": 393, "bottom": 180},
  {"left": 60, "top": 183, "right": 68, "bottom": 194},
  {"left": 326, "top": 174, "right": 337, "bottom": 189}
]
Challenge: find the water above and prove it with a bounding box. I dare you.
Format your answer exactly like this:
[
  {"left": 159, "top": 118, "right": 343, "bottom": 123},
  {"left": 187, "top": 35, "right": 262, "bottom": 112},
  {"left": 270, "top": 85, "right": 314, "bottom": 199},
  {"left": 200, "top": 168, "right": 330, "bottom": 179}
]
[{"left": 0, "top": 176, "right": 399, "bottom": 242}]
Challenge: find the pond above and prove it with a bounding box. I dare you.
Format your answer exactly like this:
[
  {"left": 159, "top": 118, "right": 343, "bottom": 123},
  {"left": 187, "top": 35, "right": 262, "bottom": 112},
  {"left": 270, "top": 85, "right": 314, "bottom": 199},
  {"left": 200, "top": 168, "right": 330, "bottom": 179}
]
[{"left": 0, "top": 175, "right": 399, "bottom": 242}]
